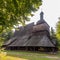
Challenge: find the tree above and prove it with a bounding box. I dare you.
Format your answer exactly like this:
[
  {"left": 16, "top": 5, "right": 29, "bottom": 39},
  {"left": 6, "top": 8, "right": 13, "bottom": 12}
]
[
  {"left": 50, "top": 27, "right": 56, "bottom": 39},
  {"left": 0, "top": 0, "right": 42, "bottom": 46},
  {"left": 0, "top": 29, "right": 14, "bottom": 46},
  {"left": 56, "top": 17, "right": 60, "bottom": 40},
  {"left": 0, "top": 0, "right": 42, "bottom": 33}
]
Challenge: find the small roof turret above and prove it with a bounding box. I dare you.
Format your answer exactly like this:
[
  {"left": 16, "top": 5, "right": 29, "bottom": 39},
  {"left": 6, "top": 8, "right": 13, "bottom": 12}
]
[
  {"left": 37, "top": 11, "right": 46, "bottom": 25},
  {"left": 40, "top": 11, "right": 44, "bottom": 20},
  {"left": 36, "top": 11, "right": 49, "bottom": 27}
]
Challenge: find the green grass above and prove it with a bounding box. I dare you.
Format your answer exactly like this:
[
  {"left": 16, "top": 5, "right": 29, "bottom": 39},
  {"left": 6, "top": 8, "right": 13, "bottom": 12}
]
[{"left": 5, "top": 50, "right": 60, "bottom": 60}]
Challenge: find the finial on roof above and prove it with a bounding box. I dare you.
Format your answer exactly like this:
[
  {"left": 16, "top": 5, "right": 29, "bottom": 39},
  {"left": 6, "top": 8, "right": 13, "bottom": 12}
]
[
  {"left": 40, "top": 11, "right": 44, "bottom": 20},
  {"left": 40, "top": 5, "right": 44, "bottom": 20}
]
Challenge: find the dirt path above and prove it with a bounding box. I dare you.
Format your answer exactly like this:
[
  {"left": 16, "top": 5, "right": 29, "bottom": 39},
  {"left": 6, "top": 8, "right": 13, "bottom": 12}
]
[
  {"left": 40, "top": 55, "right": 60, "bottom": 60},
  {"left": 46, "top": 56, "right": 58, "bottom": 58}
]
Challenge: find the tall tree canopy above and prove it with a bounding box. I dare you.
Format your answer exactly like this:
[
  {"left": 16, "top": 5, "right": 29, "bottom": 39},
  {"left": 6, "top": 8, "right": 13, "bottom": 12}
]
[
  {"left": 0, "top": 0, "right": 42, "bottom": 33},
  {"left": 56, "top": 18, "right": 60, "bottom": 40}
]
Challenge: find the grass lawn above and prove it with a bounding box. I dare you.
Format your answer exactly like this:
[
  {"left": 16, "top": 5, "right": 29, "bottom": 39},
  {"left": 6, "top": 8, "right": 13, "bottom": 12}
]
[
  {"left": 3, "top": 50, "right": 60, "bottom": 60},
  {"left": 0, "top": 51, "right": 27, "bottom": 60}
]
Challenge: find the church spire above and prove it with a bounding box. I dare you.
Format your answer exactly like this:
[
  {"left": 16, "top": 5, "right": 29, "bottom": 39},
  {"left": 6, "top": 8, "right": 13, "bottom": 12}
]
[{"left": 40, "top": 11, "right": 44, "bottom": 20}]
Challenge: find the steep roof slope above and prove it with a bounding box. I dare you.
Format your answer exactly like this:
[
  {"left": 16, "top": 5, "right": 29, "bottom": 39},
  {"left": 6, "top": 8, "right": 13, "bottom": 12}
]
[
  {"left": 6, "top": 34, "right": 55, "bottom": 47},
  {"left": 3, "top": 12, "right": 56, "bottom": 48}
]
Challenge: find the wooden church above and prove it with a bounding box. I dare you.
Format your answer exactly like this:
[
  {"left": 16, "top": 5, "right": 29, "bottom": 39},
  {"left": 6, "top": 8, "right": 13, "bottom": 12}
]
[{"left": 3, "top": 11, "right": 57, "bottom": 52}]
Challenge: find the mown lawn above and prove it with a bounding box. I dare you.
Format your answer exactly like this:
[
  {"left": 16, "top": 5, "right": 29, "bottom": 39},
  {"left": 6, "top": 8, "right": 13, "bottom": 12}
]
[
  {"left": 0, "top": 51, "right": 27, "bottom": 60},
  {"left": 4, "top": 50, "right": 60, "bottom": 60}
]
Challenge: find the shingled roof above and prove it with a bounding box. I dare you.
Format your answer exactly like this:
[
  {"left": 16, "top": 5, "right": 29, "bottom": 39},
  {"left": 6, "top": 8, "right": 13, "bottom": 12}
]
[
  {"left": 33, "top": 23, "right": 49, "bottom": 32},
  {"left": 4, "top": 33, "right": 55, "bottom": 47},
  {"left": 3, "top": 12, "right": 56, "bottom": 48},
  {"left": 13, "top": 22, "right": 34, "bottom": 37}
]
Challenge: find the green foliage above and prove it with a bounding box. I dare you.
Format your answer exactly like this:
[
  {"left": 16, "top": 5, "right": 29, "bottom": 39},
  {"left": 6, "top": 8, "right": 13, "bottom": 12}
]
[
  {"left": 0, "top": 29, "right": 14, "bottom": 46},
  {"left": 50, "top": 27, "right": 56, "bottom": 39},
  {"left": 56, "top": 18, "right": 60, "bottom": 40},
  {"left": 0, "top": 37, "right": 4, "bottom": 46},
  {"left": 0, "top": 0, "right": 42, "bottom": 46},
  {"left": 0, "top": 0, "right": 42, "bottom": 33},
  {"left": 56, "top": 18, "right": 60, "bottom": 48}
]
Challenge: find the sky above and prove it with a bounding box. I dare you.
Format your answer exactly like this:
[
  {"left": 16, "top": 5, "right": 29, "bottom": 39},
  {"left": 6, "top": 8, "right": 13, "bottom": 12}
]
[{"left": 26, "top": 0, "right": 60, "bottom": 30}]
